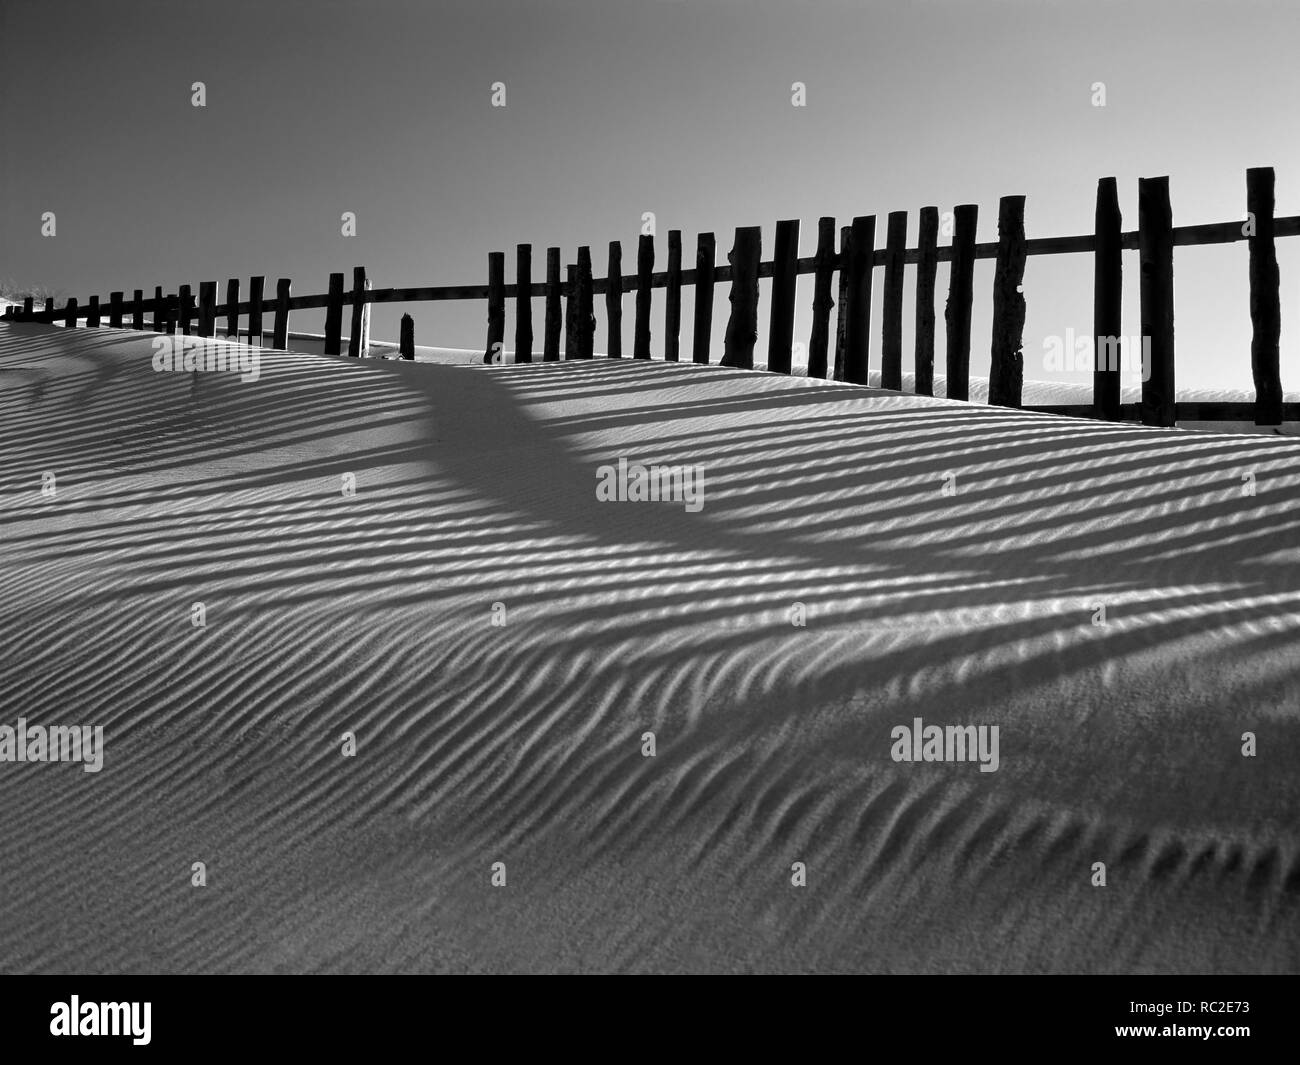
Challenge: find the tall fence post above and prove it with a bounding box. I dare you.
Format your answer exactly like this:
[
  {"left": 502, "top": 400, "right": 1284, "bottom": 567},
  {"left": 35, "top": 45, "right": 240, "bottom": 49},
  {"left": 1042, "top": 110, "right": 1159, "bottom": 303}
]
[
  {"left": 400, "top": 313, "right": 415, "bottom": 360},
  {"left": 843, "top": 215, "right": 875, "bottom": 385},
  {"left": 225, "top": 278, "right": 239, "bottom": 338},
  {"left": 914, "top": 206, "right": 939, "bottom": 396},
  {"left": 248, "top": 276, "right": 264, "bottom": 346},
  {"left": 1247, "top": 166, "right": 1282, "bottom": 426},
  {"left": 21, "top": 297, "right": 33, "bottom": 320},
  {"left": 634, "top": 234, "right": 654, "bottom": 358},
  {"left": 515, "top": 244, "right": 533, "bottom": 364},
  {"left": 198, "top": 281, "right": 217, "bottom": 337},
  {"left": 767, "top": 218, "right": 799, "bottom": 374},
  {"left": 692, "top": 232, "right": 715, "bottom": 364},
  {"left": 833, "top": 224, "right": 851, "bottom": 380},
  {"left": 323, "top": 271, "right": 345, "bottom": 356},
  {"left": 64, "top": 298, "right": 78, "bottom": 328},
  {"left": 564, "top": 263, "right": 576, "bottom": 359},
  {"left": 131, "top": 289, "right": 144, "bottom": 330},
  {"left": 543, "top": 247, "right": 561, "bottom": 361},
  {"left": 808, "top": 216, "right": 836, "bottom": 379},
  {"left": 881, "top": 211, "right": 907, "bottom": 390},
  {"left": 1138, "top": 176, "right": 1175, "bottom": 427},
  {"left": 272, "top": 279, "right": 291, "bottom": 349},
  {"left": 720, "top": 225, "right": 761, "bottom": 369},
  {"left": 576, "top": 246, "right": 595, "bottom": 359},
  {"left": 88, "top": 295, "right": 102, "bottom": 328},
  {"left": 665, "top": 229, "right": 682, "bottom": 362},
  {"left": 944, "top": 204, "right": 978, "bottom": 401},
  {"left": 988, "top": 195, "right": 1026, "bottom": 408},
  {"left": 152, "top": 285, "right": 165, "bottom": 332},
  {"left": 1093, "top": 177, "right": 1123, "bottom": 421},
  {"left": 109, "top": 291, "right": 124, "bottom": 329},
  {"left": 606, "top": 241, "right": 623, "bottom": 358},
  {"left": 485, "top": 252, "right": 505, "bottom": 362},
  {"left": 348, "top": 266, "right": 367, "bottom": 357}
]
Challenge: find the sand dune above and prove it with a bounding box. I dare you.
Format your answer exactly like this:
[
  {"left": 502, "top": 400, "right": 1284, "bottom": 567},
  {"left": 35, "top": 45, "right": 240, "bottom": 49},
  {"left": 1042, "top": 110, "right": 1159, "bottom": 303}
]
[{"left": 1, "top": 321, "right": 1298, "bottom": 973}]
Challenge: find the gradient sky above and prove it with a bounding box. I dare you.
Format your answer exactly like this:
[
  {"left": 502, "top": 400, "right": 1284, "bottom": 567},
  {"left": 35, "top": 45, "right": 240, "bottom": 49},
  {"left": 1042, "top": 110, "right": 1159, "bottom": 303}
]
[{"left": 3, "top": 0, "right": 1298, "bottom": 389}]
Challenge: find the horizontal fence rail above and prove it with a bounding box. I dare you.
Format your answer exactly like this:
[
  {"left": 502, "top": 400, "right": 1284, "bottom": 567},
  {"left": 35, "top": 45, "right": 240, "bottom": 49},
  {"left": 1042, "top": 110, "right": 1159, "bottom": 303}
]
[{"left": 6, "top": 168, "right": 1297, "bottom": 427}]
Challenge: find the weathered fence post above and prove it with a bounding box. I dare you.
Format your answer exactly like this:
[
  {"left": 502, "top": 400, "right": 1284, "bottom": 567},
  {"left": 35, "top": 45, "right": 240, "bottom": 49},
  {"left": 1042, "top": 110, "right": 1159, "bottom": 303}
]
[
  {"left": 543, "top": 248, "right": 561, "bottom": 361},
  {"left": 1247, "top": 166, "right": 1282, "bottom": 426},
  {"left": 88, "top": 295, "right": 102, "bottom": 328},
  {"left": 43, "top": 298, "right": 55, "bottom": 324},
  {"left": 564, "top": 263, "right": 576, "bottom": 359},
  {"left": 634, "top": 234, "right": 654, "bottom": 358},
  {"left": 833, "top": 224, "right": 851, "bottom": 380},
  {"left": 576, "top": 246, "right": 595, "bottom": 358},
  {"left": 152, "top": 286, "right": 165, "bottom": 332},
  {"left": 64, "top": 298, "right": 78, "bottom": 328},
  {"left": 485, "top": 252, "right": 505, "bottom": 363},
  {"left": 323, "top": 271, "right": 345, "bottom": 356},
  {"left": 881, "top": 211, "right": 907, "bottom": 389},
  {"left": 272, "top": 279, "right": 291, "bottom": 349},
  {"left": 843, "top": 215, "right": 875, "bottom": 385},
  {"left": 1138, "top": 176, "right": 1175, "bottom": 427},
  {"left": 988, "top": 195, "right": 1026, "bottom": 408},
  {"left": 807, "top": 217, "right": 836, "bottom": 379},
  {"left": 165, "top": 294, "right": 178, "bottom": 335},
  {"left": 131, "top": 289, "right": 144, "bottom": 330},
  {"left": 225, "top": 278, "right": 239, "bottom": 338},
  {"left": 21, "top": 297, "right": 34, "bottom": 320},
  {"left": 665, "top": 230, "right": 682, "bottom": 362},
  {"left": 1093, "top": 177, "right": 1123, "bottom": 421},
  {"left": 944, "top": 204, "right": 978, "bottom": 401},
  {"left": 198, "top": 281, "right": 218, "bottom": 337},
  {"left": 348, "top": 266, "right": 367, "bottom": 357},
  {"left": 692, "top": 232, "right": 715, "bottom": 364},
  {"left": 109, "top": 291, "right": 124, "bottom": 328},
  {"left": 515, "top": 244, "right": 533, "bottom": 363},
  {"left": 721, "top": 225, "right": 761, "bottom": 369},
  {"left": 914, "top": 206, "right": 939, "bottom": 396},
  {"left": 767, "top": 218, "right": 799, "bottom": 373},
  {"left": 606, "top": 241, "right": 623, "bottom": 358},
  {"left": 400, "top": 313, "right": 415, "bottom": 360},
  {"left": 248, "top": 276, "right": 264, "bottom": 346}
]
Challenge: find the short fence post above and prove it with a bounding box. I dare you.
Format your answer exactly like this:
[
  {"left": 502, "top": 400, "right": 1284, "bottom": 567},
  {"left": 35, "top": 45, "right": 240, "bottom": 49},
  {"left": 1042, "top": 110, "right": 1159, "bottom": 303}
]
[
  {"left": 576, "top": 246, "right": 595, "bottom": 359},
  {"left": 665, "top": 230, "right": 682, "bottom": 362},
  {"left": 43, "top": 298, "right": 55, "bottom": 323},
  {"left": 1247, "top": 166, "right": 1282, "bottom": 426},
  {"left": 944, "top": 204, "right": 978, "bottom": 401},
  {"left": 988, "top": 195, "right": 1026, "bottom": 408},
  {"left": 606, "top": 241, "right": 623, "bottom": 358},
  {"left": 152, "top": 286, "right": 165, "bottom": 332},
  {"left": 109, "top": 291, "right": 123, "bottom": 328},
  {"left": 272, "top": 279, "right": 291, "bottom": 349},
  {"left": 132, "top": 289, "right": 144, "bottom": 329},
  {"left": 721, "top": 225, "right": 761, "bottom": 369},
  {"left": 634, "top": 234, "right": 654, "bottom": 358},
  {"left": 767, "top": 218, "right": 799, "bottom": 373},
  {"left": 807, "top": 217, "right": 836, "bottom": 379},
  {"left": 64, "top": 298, "right": 78, "bottom": 328},
  {"left": 248, "top": 276, "right": 265, "bottom": 346},
  {"left": 833, "top": 224, "right": 851, "bottom": 380},
  {"left": 197, "top": 281, "right": 217, "bottom": 337},
  {"left": 88, "top": 295, "right": 102, "bottom": 328},
  {"left": 22, "top": 297, "right": 34, "bottom": 319},
  {"left": 843, "top": 215, "right": 875, "bottom": 385},
  {"left": 348, "top": 266, "right": 366, "bottom": 358},
  {"left": 177, "top": 285, "right": 191, "bottom": 334},
  {"left": 692, "top": 233, "right": 716, "bottom": 365},
  {"left": 400, "top": 313, "right": 415, "bottom": 360},
  {"left": 1093, "top": 177, "right": 1123, "bottom": 421},
  {"left": 225, "top": 278, "right": 240, "bottom": 338},
  {"left": 881, "top": 211, "right": 907, "bottom": 389},
  {"left": 323, "top": 271, "right": 345, "bottom": 355},
  {"left": 515, "top": 244, "right": 533, "bottom": 363},
  {"left": 542, "top": 248, "right": 561, "bottom": 361},
  {"left": 1138, "top": 176, "right": 1175, "bottom": 427},
  {"left": 914, "top": 206, "right": 939, "bottom": 396}
]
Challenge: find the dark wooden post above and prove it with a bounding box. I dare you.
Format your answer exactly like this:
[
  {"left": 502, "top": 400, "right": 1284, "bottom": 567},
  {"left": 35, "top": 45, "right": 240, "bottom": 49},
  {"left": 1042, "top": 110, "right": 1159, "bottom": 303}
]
[
  {"left": 988, "top": 196, "right": 1027, "bottom": 408},
  {"left": 347, "top": 266, "right": 366, "bottom": 357},
  {"left": 576, "top": 246, "right": 595, "bottom": 359},
  {"left": 563, "top": 264, "right": 576, "bottom": 359},
  {"left": 543, "top": 247, "right": 561, "bottom": 361},
  {"left": 881, "top": 211, "right": 907, "bottom": 389},
  {"left": 720, "top": 225, "right": 761, "bottom": 369},
  {"left": 21, "top": 296, "right": 34, "bottom": 320},
  {"left": 767, "top": 218, "right": 800, "bottom": 373},
  {"left": 484, "top": 252, "right": 504, "bottom": 363},
  {"left": 109, "top": 291, "right": 124, "bottom": 328},
  {"left": 665, "top": 230, "right": 682, "bottom": 362},
  {"left": 914, "top": 207, "right": 939, "bottom": 396},
  {"left": 634, "top": 234, "right": 654, "bottom": 358},
  {"left": 944, "top": 205, "right": 978, "bottom": 401},
  {"left": 833, "top": 224, "right": 851, "bottom": 380},
  {"left": 807, "top": 217, "right": 836, "bottom": 379},
  {"left": 63, "top": 298, "right": 78, "bottom": 328},
  {"left": 400, "top": 313, "right": 415, "bottom": 360},
  {"left": 692, "top": 232, "right": 716, "bottom": 364},
  {"left": 843, "top": 215, "right": 875, "bottom": 385},
  {"left": 248, "top": 276, "right": 264, "bottom": 346},
  {"left": 515, "top": 244, "right": 533, "bottom": 363},
  {"left": 1093, "top": 177, "right": 1123, "bottom": 421},
  {"left": 606, "top": 241, "right": 623, "bottom": 358},
  {"left": 152, "top": 286, "right": 165, "bottom": 332},
  {"left": 179, "top": 287, "right": 194, "bottom": 335},
  {"left": 131, "top": 289, "right": 144, "bottom": 329},
  {"left": 272, "top": 279, "right": 291, "bottom": 349},
  {"left": 1247, "top": 166, "right": 1282, "bottom": 426},
  {"left": 225, "top": 278, "right": 239, "bottom": 338},
  {"left": 199, "top": 281, "right": 219, "bottom": 337},
  {"left": 1138, "top": 176, "right": 1175, "bottom": 428},
  {"left": 165, "top": 294, "right": 178, "bottom": 335},
  {"left": 322, "top": 271, "right": 345, "bottom": 355},
  {"left": 88, "top": 295, "right": 102, "bottom": 328},
  {"left": 43, "top": 297, "right": 55, "bottom": 324}
]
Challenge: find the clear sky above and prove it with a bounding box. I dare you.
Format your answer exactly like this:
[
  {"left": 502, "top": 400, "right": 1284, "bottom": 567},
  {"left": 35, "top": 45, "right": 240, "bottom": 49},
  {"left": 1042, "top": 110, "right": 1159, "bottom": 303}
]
[{"left": 3, "top": 0, "right": 1298, "bottom": 389}]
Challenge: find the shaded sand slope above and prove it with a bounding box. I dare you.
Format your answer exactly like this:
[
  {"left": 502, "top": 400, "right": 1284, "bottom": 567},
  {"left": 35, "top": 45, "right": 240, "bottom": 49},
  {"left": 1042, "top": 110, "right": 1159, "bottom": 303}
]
[{"left": 1, "top": 321, "right": 1298, "bottom": 973}]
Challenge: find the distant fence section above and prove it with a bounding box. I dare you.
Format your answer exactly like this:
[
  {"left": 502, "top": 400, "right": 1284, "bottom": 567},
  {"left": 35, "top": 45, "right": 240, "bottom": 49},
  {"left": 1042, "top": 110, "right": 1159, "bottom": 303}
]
[{"left": 6, "top": 167, "right": 1299, "bottom": 427}]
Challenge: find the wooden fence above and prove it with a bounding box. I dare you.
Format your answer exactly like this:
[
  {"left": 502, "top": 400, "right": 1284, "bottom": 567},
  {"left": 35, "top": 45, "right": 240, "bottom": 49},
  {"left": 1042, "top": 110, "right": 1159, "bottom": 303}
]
[{"left": 6, "top": 167, "right": 1298, "bottom": 427}]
